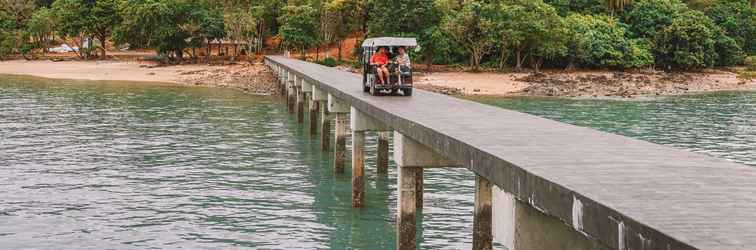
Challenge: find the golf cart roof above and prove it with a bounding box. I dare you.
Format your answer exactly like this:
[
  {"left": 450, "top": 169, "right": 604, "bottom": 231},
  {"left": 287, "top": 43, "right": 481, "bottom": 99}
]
[{"left": 361, "top": 37, "right": 417, "bottom": 48}]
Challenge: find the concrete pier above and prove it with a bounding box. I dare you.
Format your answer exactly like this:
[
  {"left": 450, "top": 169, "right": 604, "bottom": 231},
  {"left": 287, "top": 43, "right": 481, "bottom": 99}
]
[
  {"left": 267, "top": 56, "right": 756, "bottom": 250},
  {"left": 329, "top": 94, "right": 349, "bottom": 174}
]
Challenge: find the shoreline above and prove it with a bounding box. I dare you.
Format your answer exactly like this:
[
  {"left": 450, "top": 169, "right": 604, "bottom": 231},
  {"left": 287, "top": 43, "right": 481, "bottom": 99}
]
[
  {"left": 0, "top": 59, "right": 280, "bottom": 95},
  {"left": 2, "top": 59, "right": 754, "bottom": 99}
]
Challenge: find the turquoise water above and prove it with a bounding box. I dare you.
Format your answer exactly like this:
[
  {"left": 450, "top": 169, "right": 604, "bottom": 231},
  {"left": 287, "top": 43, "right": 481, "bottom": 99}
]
[
  {"left": 470, "top": 92, "right": 756, "bottom": 167},
  {"left": 0, "top": 76, "right": 476, "bottom": 249},
  {"left": 1, "top": 76, "right": 754, "bottom": 249}
]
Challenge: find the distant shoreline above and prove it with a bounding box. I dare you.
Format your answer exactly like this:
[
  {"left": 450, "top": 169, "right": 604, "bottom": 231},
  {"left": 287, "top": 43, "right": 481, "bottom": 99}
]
[
  {"left": 1, "top": 59, "right": 754, "bottom": 99},
  {"left": 0, "top": 59, "right": 280, "bottom": 95}
]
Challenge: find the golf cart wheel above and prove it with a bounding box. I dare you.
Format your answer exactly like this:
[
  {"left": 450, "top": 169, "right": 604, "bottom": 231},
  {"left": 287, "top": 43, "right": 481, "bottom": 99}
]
[{"left": 403, "top": 88, "right": 412, "bottom": 96}]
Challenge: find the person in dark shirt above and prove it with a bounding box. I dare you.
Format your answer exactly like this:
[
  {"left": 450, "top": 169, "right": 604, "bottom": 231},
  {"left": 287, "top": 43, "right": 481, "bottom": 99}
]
[{"left": 370, "top": 47, "right": 390, "bottom": 85}]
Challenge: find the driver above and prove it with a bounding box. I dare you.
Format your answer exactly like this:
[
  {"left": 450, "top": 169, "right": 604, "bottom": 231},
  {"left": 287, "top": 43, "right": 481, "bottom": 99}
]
[{"left": 370, "top": 47, "right": 390, "bottom": 85}]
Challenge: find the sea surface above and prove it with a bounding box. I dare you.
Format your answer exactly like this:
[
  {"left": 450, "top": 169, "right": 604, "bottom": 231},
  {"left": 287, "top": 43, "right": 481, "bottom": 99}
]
[{"left": 1, "top": 76, "right": 754, "bottom": 249}]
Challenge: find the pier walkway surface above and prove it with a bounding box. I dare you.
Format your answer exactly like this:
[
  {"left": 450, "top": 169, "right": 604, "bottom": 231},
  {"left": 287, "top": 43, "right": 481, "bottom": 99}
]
[{"left": 265, "top": 55, "right": 756, "bottom": 250}]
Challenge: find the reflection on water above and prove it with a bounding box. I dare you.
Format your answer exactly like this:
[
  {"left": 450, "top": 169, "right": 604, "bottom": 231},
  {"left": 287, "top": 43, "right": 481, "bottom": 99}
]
[
  {"left": 0, "top": 77, "right": 476, "bottom": 249},
  {"left": 2, "top": 75, "right": 754, "bottom": 249},
  {"left": 470, "top": 92, "right": 756, "bottom": 167}
]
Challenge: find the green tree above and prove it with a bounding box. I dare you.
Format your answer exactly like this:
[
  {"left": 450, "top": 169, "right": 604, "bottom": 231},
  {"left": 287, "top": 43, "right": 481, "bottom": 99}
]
[
  {"left": 52, "top": 0, "right": 120, "bottom": 59},
  {"left": 24, "top": 7, "right": 54, "bottom": 56},
  {"left": 653, "top": 10, "right": 718, "bottom": 69},
  {"left": 505, "top": 0, "right": 567, "bottom": 72},
  {"left": 323, "top": 0, "right": 357, "bottom": 62},
  {"left": 1, "top": 0, "right": 36, "bottom": 29},
  {"left": 278, "top": 5, "right": 318, "bottom": 58},
  {"left": 606, "top": 0, "right": 633, "bottom": 14},
  {"left": 624, "top": 0, "right": 687, "bottom": 38},
  {"left": 441, "top": 1, "right": 498, "bottom": 71},
  {"left": 705, "top": 0, "right": 755, "bottom": 55},
  {"left": 564, "top": 13, "right": 653, "bottom": 69},
  {"left": 115, "top": 0, "right": 211, "bottom": 63},
  {"left": 545, "top": 0, "right": 608, "bottom": 16}
]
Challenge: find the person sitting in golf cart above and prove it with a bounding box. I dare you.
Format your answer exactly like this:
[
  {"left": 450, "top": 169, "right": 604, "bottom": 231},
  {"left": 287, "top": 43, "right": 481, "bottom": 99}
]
[
  {"left": 395, "top": 47, "right": 411, "bottom": 77},
  {"left": 370, "top": 47, "right": 390, "bottom": 85}
]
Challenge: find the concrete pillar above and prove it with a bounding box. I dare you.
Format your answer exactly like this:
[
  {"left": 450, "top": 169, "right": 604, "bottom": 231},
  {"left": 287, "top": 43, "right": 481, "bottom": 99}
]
[
  {"left": 491, "top": 187, "right": 601, "bottom": 250},
  {"left": 352, "top": 130, "right": 365, "bottom": 207},
  {"left": 334, "top": 113, "right": 347, "bottom": 174},
  {"left": 415, "top": 168, "right": 424, "bottom": 208},
  {"left": 301, "top": 80, "right": 316, "bottom": 136},
  {"left": 287, "top": 73, "right": 295, "bottom": 114},
  {"left": 296, "top": 87, "right": 304, "bottom": 123},
  {"left": 320, "top": 101, "right": 331, "bottom": 151},
  {"left": 329, "top": 94, "right": 349, "bottom": 174},
  {"left": 397, "top": 165, "right": 421, "bottom": 250},
  {"left": 309, "top": 100, "right": 319, "bottom": 136},
  {"left": 350, "top": 107, "right": 391, "bottom": 207},
  {"left": 377, "top": 132, "right": 390, "bottom": 174},
  {"left": 393, "top": 132, "right": 455, "bottom": 250},
  {"left": 312, "top": 86, "right": 329, "bottom": 151},
  {"left": 473, "top": 175, "right": 493, "bottom": 250}
]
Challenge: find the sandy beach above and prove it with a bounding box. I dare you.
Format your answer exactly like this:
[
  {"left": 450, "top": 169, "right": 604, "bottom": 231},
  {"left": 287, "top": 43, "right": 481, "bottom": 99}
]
[
  {"left": 0, "top": 60, "right": 208, "bottom": 83},
  {"left": 415, "top": 69, "right": 756, "bottom": 97},
  {"left": 2, "top": 59, "right": 754, "bottom": 98},
  {"left": 0, "top": 60, "right": 280, "bottom": 95}
]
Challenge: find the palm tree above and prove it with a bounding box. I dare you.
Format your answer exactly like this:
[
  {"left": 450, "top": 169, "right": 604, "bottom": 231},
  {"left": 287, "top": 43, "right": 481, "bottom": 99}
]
[{"left": 606, "top": 0, "right": 633, "bottom": 15}]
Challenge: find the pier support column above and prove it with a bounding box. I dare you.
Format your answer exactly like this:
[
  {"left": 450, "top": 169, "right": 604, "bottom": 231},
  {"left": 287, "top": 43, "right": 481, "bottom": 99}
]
[
  {"left": 309, "top": 100, "right": 319, "bottom": 136},
  {"left": 287, "top": 72, "right": 295, "bottom": 114},
  {"left": 301, "top": 80, "right": 316, "bottom": 136},
  {"left": 377, "top": 132, "right": 390, "bottom": 174},
  {"left": 312, "top": 86, "right": 330, "bottom": 151},
  {"left": 296, "top": 88, "right": 304, "bottom": 123},
  {"left": 352, "top": 130, "right": 365, "bottom": 207},
  {"left": 473, "top": 175, "right": 493, "bottom": 250},
  {"left": 328, "top": 94, "right": 350, "bottom": 174},
  {"left": 397, "top": 165, "right": 421, "bottom": 250},
  {"left": 350, "top": 107, "right": 391, "bottom": 207},
  {"left": 393, "top": 132, "right": 456, "bottom": 250},
  {"left": 320, "top": 102, "right": 331, "bottom": 151}
]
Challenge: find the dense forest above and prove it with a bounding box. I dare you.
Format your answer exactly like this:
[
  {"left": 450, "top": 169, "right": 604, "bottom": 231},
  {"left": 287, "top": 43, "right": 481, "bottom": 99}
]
[{"left": 1, "top": 0, "right": 754, "bottom": 71}]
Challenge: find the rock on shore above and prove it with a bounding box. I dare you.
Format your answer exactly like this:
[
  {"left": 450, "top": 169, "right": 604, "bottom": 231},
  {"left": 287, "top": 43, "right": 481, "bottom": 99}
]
[{"left": 175, "top": 62, "right": 280, "bottom": 95}]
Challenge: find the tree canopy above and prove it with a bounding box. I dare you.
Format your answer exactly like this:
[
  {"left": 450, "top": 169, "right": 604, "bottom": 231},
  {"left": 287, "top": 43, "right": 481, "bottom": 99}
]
[{"left": 0, "top": 0, "right": 752, "bottom": 71}]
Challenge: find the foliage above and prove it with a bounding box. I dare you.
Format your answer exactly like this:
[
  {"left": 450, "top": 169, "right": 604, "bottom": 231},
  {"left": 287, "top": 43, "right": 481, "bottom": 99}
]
[
  {"left": 504, "top": 0, "right": 568, "bottom": 71},
  {"left": 624, "top": 0, "right": 686, "bottom": 38},
  {"left": 705, "top": 0, "right": 755, "bottom": 55},
  {"left": 564, "top": 13, "right": 653, "bottom": 69},
  {"left": 441, "top": 1, "right": 498, "bottom": 71},
  {"left": 317, "top": 57, "right": 337, "bottom": 67},
  {"left": 115, "top": 0, "right": 215, "bottom": 62},
  {"left": 24, "top": 7, "right": 54, "bottom": 54},
  {"left": 544, "top": 0, "right": 608, "bottom": 16},
  {"left": 653, "top": 10, "right": 718, "bottom": 69},
  {"left": 52, "top": 0, "right": 120, "bottom": 58},
  {"left": 278, "top": 5, "right": 318, "bottom": 57}
]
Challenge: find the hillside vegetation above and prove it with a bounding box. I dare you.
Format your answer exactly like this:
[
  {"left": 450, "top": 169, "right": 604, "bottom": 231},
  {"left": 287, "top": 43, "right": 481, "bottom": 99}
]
[{"left": 0, "top": 0, "right": 753, "bottom": 71}]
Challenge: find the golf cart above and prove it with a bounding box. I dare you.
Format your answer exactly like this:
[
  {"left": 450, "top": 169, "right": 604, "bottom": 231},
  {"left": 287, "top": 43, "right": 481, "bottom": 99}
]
[{"left": 361, "top": 37, "right": 417, "bottom": 96}]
